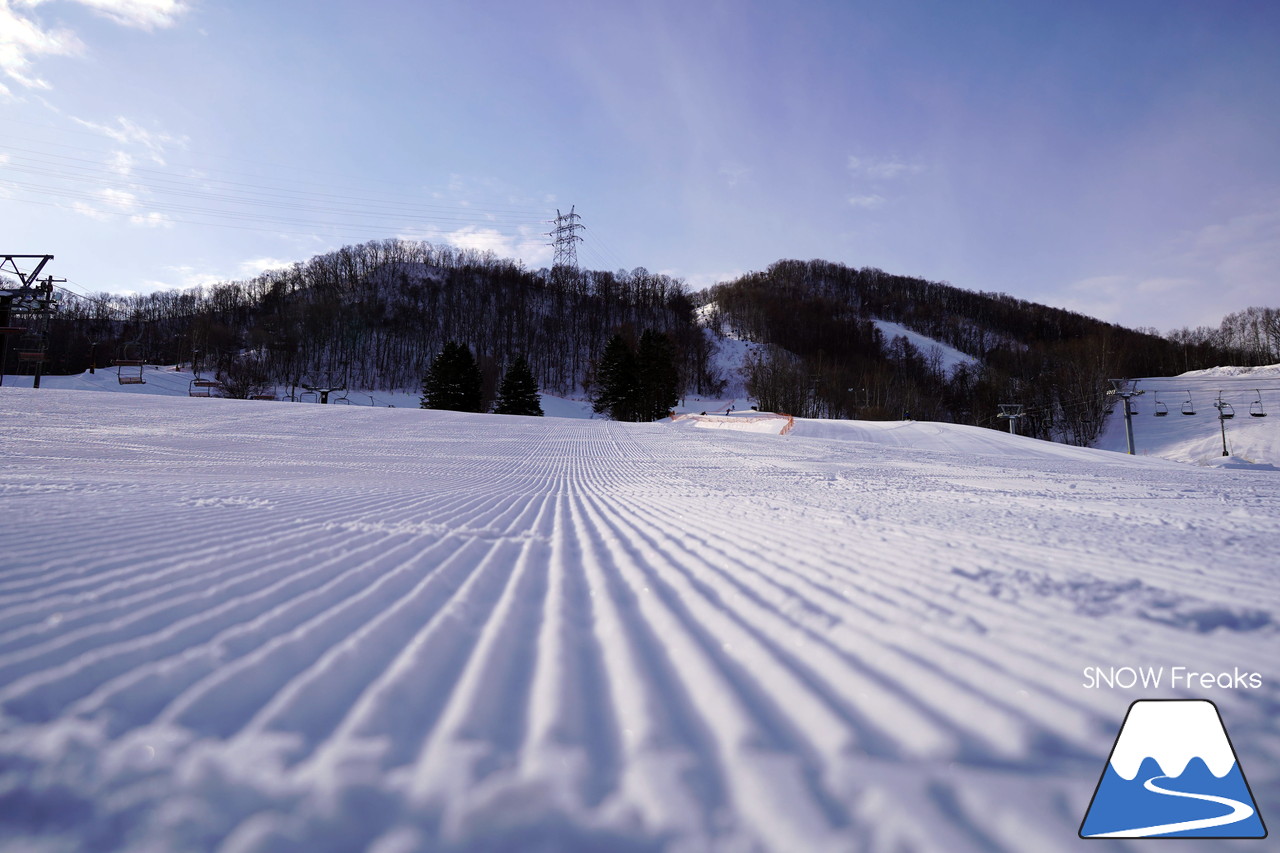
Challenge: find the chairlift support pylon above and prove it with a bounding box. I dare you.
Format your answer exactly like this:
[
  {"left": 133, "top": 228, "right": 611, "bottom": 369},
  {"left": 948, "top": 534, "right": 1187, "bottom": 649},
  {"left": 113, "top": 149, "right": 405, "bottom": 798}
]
[
  {"left": 1250, "top": 390, "right": 1267, "bottom": 418},
  {"left": 996, "top": 403, "right": 1024, "bottom": 435}
]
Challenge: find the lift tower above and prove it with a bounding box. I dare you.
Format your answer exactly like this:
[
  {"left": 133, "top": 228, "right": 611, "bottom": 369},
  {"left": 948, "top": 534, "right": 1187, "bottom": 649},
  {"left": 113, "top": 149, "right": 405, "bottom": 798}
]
[{"left": 1, "top": 255, "right": 63, "bottom": 388}]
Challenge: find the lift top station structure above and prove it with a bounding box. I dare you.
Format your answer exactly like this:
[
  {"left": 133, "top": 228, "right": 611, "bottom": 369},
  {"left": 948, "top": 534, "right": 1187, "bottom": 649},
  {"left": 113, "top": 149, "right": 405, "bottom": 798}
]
[{"left": 1, "top": 255, "right": 63, "bottom": 389}]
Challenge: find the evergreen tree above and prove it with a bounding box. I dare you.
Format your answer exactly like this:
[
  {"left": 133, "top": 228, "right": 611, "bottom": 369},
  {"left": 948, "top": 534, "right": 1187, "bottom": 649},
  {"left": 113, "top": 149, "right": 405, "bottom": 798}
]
[
  {"left": 493, "top": 355, "right": 543, "bottom": 416},
  {"left": 636, "top": 329, "right": 680, "bottom": 421},
  {"left": 420, "top": 341, "right": 483, "bottom": 412},
  {"left": 593, "top": 333, "right": 639, "bottom": 421}
]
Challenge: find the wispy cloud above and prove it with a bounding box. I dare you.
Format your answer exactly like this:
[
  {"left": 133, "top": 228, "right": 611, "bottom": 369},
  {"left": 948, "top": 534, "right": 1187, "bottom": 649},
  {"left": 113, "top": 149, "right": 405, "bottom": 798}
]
[
  {"left": 0, "top": 0, "right": 185, "bottom": 94},
  {"left": 128, "top": 210, "right": 170, "bottom": 227},
  {"left": 847, "top": 194, "right": 886, "bottom": 209},
  {"left": 440, "top": 225, "right": 553, "bottom": 267},
  {"left": 0, "top": 1, "right": 85, "bottom": 91},
  {"left": 848, "top": 155, "right": 926, "bottom": 181},
  {"left": 107, "top": 150, "right": 134, "bottom": 175},
  {"left": 67, "top": 0, "right": 186, "bottom": 31},
  {"left": 72, "top": 115, "right": 186, "bottom": 163},
  {"left": 1061, "top": 204, "right": 1280, "bottom": 331},
  {"left": 846, "top": 154, "right": 926, "bottom": 210},
  {"left": 237, "top": 257, "right": 296, "bottom": 277}
]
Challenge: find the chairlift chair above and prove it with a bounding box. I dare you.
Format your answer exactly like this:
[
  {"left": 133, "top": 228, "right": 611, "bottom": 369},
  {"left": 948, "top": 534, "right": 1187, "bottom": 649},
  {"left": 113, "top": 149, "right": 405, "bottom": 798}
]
[
  {"left": 16, "top": 330, "right": 47, "bottom": 366},
  {"left": 1153, "top": 394, "right": 1168, "bottom": 416},
  {"left": 114, "top": 340, "right": 146, "bottom": 385},
  {"left": 1217, "top": 396, "right": 1235, "bottom": 419},
  {"left": 1181, "top": 392, "right": 1196, "bottom": 416},
  {"left": 189, "top": 377, "right": 218, "bottom": 397},
  {"left": 1250, "top": 390, "right": 1267, "bottom": 418}
]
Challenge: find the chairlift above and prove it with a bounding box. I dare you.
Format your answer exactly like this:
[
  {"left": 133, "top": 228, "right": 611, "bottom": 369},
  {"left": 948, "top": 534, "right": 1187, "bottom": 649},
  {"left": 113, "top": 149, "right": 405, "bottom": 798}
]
[
  {"left": 16, "top": 329, "right": 47, "bottom": 367},
  {"left": 1250, "top": 390, "right": 1267, "bottom": 418},
  {"left": 189, "top": 377, "right": 218, "bottom": 397},
  {"left": 1153, "top": 393, "right": 1168, "bottom": 416},
  {"left": 1180, "top": 392, "right": 1195, "bottom": 416},
  {"left": 114, "top": 340, "right": 145, "bottom": 385},
  {"left": 1216, "top": 395, "right": 1235, "bottom": 419}
]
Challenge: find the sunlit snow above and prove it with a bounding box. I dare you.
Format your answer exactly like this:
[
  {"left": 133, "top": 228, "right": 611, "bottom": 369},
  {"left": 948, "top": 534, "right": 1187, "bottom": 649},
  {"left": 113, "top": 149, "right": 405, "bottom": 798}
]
[{"left": 0, "top": 376, "right": 1277, "bottom": 851}]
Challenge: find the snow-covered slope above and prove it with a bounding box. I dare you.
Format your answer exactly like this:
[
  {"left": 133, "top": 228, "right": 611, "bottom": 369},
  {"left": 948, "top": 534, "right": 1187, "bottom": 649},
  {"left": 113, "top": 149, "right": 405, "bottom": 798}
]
[
  {"left": 872, "top": 319, "right": 980, "bottom": 375},
  {"left": 1094, "top": 366, "right": 1280, "bottom": 466},
  {"left": 1, "top": 387, "right": 1277, "bottom": 852},
  {"left": 0, "top": 367, "right": 596, "bottom": 418}
]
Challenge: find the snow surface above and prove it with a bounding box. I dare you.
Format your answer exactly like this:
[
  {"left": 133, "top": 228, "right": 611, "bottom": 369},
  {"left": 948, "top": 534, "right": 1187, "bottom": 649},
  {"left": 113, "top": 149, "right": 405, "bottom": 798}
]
[
  {"left": 0, "top": 367, "right": 597, "bottom": 420},
  {"left": 1, "top": 385, "right": 1277, "bottom": 852},
  {"left": 1108, "top": 701, "right": 1237, "bottom": 781}
]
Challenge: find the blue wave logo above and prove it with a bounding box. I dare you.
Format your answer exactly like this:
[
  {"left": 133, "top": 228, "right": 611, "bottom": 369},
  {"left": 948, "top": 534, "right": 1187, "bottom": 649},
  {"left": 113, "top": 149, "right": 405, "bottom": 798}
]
[{"left": 1080, "top": 700, "right": 1266, "bottom": 838}]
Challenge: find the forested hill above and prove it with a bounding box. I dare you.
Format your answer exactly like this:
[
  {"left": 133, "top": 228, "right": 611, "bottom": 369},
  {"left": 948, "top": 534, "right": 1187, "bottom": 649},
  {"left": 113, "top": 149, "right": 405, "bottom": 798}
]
[
  {"left": 707, "top": 259, "right": 1255, "bottom": 444},
  {"left": 26, "top": 243, "right": 1268, "bottom": 443},
  {"left": 39, "top": 240, "right": 722, "bottom": 403}
]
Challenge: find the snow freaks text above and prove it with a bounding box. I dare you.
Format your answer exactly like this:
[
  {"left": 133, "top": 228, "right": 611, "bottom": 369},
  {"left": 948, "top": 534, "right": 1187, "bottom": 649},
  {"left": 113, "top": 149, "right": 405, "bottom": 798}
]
[{"left": 1082, "top": 666, "right": 1263, "bottom": 690}]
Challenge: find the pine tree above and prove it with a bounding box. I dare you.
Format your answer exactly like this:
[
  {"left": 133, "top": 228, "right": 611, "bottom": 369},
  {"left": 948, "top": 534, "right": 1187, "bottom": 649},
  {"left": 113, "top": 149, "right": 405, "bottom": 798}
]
[
  {"left": 421, "top": 341, "right": 484, "bottom": 412},
  {"left": 494, "top": 355, "right": 543, "bottom": 416},
  {"left": 593, "top": 333, "right": 639, "bottom": 421},
  {"left": 636, "top": 329, "right": 680, "bottom": 421}
]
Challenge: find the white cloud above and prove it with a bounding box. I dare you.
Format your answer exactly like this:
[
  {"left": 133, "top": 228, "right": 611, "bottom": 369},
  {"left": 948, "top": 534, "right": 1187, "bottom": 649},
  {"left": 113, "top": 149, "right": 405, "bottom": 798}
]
[
  {"left": 64, "top": 0, "right": 186, "bottom": 30},
  {"left": 237, "top": 257, "right": 296, "bottom": 277},
  {"left": 662, "top": 269, "right": 745, "bottom": 292},
  {"left": 845, "top": 154, "right": 925, "bottom": 211},
  {"left": 1061, "top": 205, "right": 1280, "bottom": 331},
  {"left": 158, "top": 265, "right": 224, "bottom": 290},
  {"left": 0, "top": 0, "right": 184, "bottom": 93},
  {"left": 848, "top": 155, "right": 926, "bottom": 180},
  {"left": 441, "top": 225, "right": 553, "bottom": 267},
  {"left": 71, "top": 199, "right": 110, "bottom": 220},
  {"left": 848, "top": 194, "right": 886, "bottom": 209},
  {"left": 128, "top": 210, "right": 170, "bottom": 227},
  {"left": 0, "top": 1, "right": 85, "bottom": 90},
  {"left": 72, "top": 115, "right": 185, "bottom": 163},
  {"left": 107, "top": 150, "right": 134, "bottom": 175},
  {"left": 97, "top": 186, "right": 138, "bottom": 209}
]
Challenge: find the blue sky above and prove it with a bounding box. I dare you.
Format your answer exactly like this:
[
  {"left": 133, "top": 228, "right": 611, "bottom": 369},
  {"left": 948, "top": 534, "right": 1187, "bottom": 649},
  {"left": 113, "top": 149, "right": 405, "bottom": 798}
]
[{"left": 3, "top": 0, "right": 1278, "bottom": 333}]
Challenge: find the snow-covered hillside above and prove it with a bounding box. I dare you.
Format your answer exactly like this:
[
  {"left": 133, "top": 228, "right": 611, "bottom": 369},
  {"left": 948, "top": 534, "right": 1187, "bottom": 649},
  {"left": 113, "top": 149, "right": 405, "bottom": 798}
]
[
  {"left": 1, "top": 387, "right": 1276, "bottom": 852},
  {"left": 1094, "top": 365, "right": 1280, "bottom": 466},
  {"left": 871, "top": 319, "right": 980, "bottom": 376}
]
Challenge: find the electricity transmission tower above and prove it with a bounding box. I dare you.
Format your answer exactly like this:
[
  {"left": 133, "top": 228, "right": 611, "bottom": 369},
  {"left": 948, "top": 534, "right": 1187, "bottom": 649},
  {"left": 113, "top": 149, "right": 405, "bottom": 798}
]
[{"left": 547, "top": 206, "right": 584, "bottom": 274}]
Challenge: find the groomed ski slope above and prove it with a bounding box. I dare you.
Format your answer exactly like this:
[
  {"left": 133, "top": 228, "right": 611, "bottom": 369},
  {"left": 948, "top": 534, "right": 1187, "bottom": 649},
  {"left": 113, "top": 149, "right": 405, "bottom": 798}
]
[{"left": 1, "top": 388, "right": 1277, "bottom": 852}]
